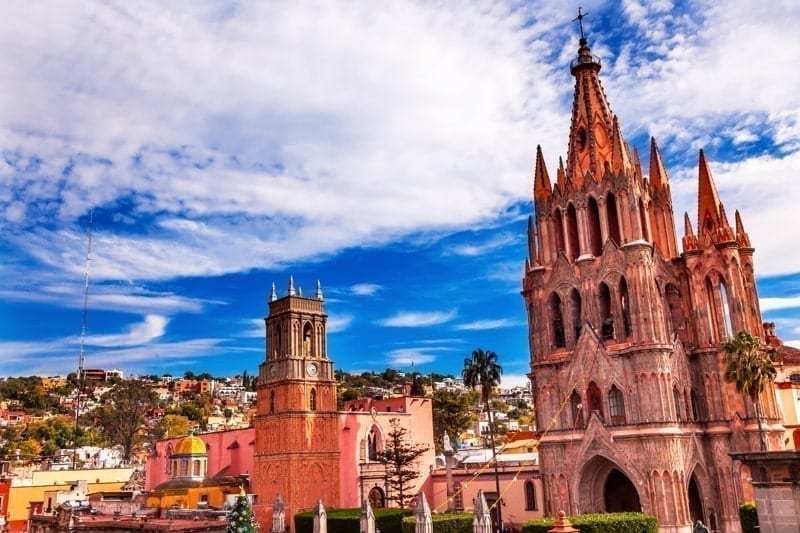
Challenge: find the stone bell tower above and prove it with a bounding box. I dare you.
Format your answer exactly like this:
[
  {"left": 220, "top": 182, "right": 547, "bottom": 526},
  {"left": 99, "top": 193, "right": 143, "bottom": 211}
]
[
  {"left": 253, "top": 277, "right": 340, "bottom": 525},
  {"left": 521, "top": 19, "right": 782, "bottom": 533}
]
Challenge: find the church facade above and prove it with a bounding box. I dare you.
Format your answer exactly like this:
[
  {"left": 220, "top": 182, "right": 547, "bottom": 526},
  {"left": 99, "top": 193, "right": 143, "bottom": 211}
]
[{"left": 521, "top": 34, "right": 784, "bottom": 532}]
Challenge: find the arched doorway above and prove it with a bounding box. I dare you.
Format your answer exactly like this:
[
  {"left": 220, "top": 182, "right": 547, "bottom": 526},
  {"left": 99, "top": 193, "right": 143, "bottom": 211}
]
[
  {"left": 578, "top": 456, "right": 644, "bottom": 515},
  {"left": 604, "top": 469, "right": 641, "bottom": 512},
  {"left": 688, "top": 475, "right": 704, "bottom": 523},
  {"left": 368, "top": 486, "right": 385, "bottom": 508}
]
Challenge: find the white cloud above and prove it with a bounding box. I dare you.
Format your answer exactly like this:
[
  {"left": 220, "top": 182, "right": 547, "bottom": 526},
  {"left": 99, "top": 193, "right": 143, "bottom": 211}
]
[
  {"left": 327, "top": 313, "right": 354, "bottom": 333},
  {"left": 499, "top": 372, "right": 530, "bottom": 389},
  {"left": 760, "top": 296, "right": 800, "bottom": 313},
  {"left": 450, "top": 233, "right": 518, "bottom": 257},
  {"left": 386, "top": 348, "right": 441, "bottom": 366},
  {"left": 378, "top": 310, "right": 458, "bottom": 328},
  {"left": 454, "top": 318, "right": 521, "bottom": 331},
  {"left": 89, "top": 315, "right": 168, "bottom": 346},
  {"left": 351, "top": 283, "right": 382, "bottom": 296}
]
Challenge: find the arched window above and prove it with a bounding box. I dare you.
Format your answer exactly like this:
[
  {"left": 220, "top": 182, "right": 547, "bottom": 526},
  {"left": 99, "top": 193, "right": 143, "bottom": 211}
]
[
  {"left": 690, "top": 389, "right": 700, "bottom": 421},
  {"left": 587, "top": 196, "right": 602, "bottom": 256},
  {"left": 303, "top": 322, "right": 313, "bottom": 356},
  {"left": 664, "top": 284, "right": 682, "bottom": 338},
  {"left": 606, "top": 193, "right": 621, "bottom": 245},
  {"left": 566, "top": 203, "right": 580, "bottom": 261},
  {"left": 525, "top": 481, "right": 537, "bottom": 510},
  {"left": 569, "top": 288, "right": 582, "bottom": 343},
  {"left": 570, "top": 390, "right": 584, "bottom": 429},
  {"left": 309, "top": 388, "right": 317, "bottom": 411},
  {"left": 599, "top": 282, "right": 613, "bottom": 339},
  {"left": 554, "top": 209, "right": 566, "bottom": 255},
  {"left": 549, "top": 292, "right": 565, "bottom": 348},
  {"left": 368, "top": 426, "right": 381, "bottom": 461},
  {"left": 673, "top": 386, "right": 682, "bottom": 421},
  {"left": 192, "top": 459, "right": 201, "bottom": 476},
  {"left": 270, "top": 390, "right": 276, "bottom": 413},
  {"left": 639, "top": 198, "right": 650, "bottom": 241},
  {"left": 705, "top": 276, "right": 722, "bottom": 342},
  {"left": 608, "top": 386, "right": 625, "bottom": 424},
  {"left": 619, "top": 277, "right": 632, "bottom": 338},
  {"left": 720, "top": 282, "right": 733, "bottom": 339},
  {"left": 273, "top": 325, "right": 282, "bottom": 358},
  {"left": 587, "top": 381, "right": 603, "bottom": 419}
]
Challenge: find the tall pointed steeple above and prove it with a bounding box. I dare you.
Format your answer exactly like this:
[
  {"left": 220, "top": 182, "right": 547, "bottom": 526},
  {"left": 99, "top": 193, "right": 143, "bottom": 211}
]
[
  {"left": 648, "top": 137, "right": 669, "bottom": 189},
  {"left": 533, "top": 145, "right": 552, "bottom": 201},
  {"left": 566, "top": 27, "right": 616, "bottom": 183},
  {"left": 697, "top": 149, "right": 724, "bottom": 235}
]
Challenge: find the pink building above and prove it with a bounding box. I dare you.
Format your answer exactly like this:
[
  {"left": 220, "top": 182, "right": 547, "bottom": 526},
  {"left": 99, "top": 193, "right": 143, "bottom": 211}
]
[
  {"left": 146, "top": 393, "right": 436, "bottom": 512},
  {"left": 146, "top": 427, "right": 254, "bottom": 491}
]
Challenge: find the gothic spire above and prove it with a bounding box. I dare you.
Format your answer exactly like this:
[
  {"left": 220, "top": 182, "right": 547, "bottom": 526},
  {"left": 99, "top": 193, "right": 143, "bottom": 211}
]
[
  {"left": 566, "top": 30, "right": 616, "bottom": 183},
  {"left": 533, "top": 145, "right": 552, "bottom": 201},
  {"left": 735, "top": 210, "right": 752, "bottom": 248},
  {"left": 697, "top": 149, "right": 724, "bottom": 235},
  {"left": 648, "top": 137, "right": 669, "bottom": 189},
  {"left": 610, "top": 115, "right": 631, "bottom": 175},
  {"left": 288, "top": 275, "right": 296, "bottom": 296},
  {"left": 269, "top": 282, "right": 277, "bottom": 302}
]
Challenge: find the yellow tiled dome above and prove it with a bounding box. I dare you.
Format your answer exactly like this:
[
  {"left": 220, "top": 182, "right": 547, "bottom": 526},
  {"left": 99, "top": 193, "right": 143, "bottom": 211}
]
[{"left": 174, "top": 433, "right": 207, "bottom": 456}]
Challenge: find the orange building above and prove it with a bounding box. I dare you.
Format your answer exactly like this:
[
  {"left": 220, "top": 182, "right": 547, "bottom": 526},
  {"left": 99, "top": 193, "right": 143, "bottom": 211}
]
[{"left": 522, "top": 28, "right": 785, "bottom": 532}]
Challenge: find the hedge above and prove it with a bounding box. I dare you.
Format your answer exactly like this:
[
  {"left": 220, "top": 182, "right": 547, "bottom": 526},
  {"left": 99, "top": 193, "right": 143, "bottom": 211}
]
[
  {"left": 294, "top": 508, "right": 412, "bottom": 533},
  {"left": 522, "top": 512, "right": 658, "bottom": 533},
  {"left": 739, "top": 501, "right": 758, "bottom": 533},
  {"left": 401, "top": 512, "right": 474, "bottom": 533}
]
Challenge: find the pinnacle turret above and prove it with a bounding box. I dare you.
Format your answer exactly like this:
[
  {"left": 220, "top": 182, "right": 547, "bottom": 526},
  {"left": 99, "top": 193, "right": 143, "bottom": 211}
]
[{"left": 533, "top": 145, "right": 552, "bottom": 201}]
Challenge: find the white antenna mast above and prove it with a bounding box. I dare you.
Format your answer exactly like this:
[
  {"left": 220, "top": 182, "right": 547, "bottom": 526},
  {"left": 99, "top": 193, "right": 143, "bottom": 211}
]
[{"left": 74, "top": 209, "right": 93, "bottom": 469}]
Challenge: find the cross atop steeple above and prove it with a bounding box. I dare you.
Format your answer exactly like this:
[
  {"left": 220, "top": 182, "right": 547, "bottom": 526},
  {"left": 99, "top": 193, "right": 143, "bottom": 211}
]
[{"left": 572, "top": 7, "right": 589, "bottom": 43}]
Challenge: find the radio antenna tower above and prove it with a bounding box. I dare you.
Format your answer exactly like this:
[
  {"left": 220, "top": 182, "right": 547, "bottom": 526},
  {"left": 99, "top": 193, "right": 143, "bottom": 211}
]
[{"left": 73, "top": 209, "right": 93, "bottom": 469}]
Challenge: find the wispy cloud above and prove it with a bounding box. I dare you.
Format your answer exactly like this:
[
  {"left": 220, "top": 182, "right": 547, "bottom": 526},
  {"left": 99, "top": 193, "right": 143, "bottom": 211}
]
[
  {"left": 386, "top": 347, "right": 451, "bottom": 366},
  {"left": 454, "top": 318, "right": 521, "bottom": 331},
  {"left": 450, "top": 233, "right": 518, "bottom": 257},
  {"left": 89, "top": 315, "right": 168, "bottom": 346},
  {"left": 760, "top": 296, "right": 800, "bottom": 313},
  {"left": 378, "top": 310, "right": 458, "bottom": 328},
  {"left": 327, "top": 313, "right": 354, "bottom": 333},
  {"left": 351, "top": 283, "right": 382, "bottom": 296}
]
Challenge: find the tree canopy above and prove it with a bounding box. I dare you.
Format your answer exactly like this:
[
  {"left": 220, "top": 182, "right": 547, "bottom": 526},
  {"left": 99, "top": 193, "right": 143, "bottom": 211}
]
[
  {"left": 92, "top": 379, "right": 158, "bottom": 461},
  {"left": 722, "top": 331, "right": 777, "bottom": 451},
  {"left": 375, "top": 418, "right": 430, "bottom": 508}
]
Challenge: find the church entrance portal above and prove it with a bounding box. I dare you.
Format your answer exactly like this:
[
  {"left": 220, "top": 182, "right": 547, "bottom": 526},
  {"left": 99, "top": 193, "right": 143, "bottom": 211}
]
[
  {"left": 604, "top": 469, "right": 641, "bottom": 512},
  {"left": 688, "top": 474, "right": 704, "bottom": 523}
]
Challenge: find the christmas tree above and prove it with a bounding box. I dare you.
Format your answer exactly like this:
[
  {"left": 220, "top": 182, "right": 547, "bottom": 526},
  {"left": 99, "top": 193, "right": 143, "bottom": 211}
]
[{"left": 227, "top": 487, "right": 259, "bottom": 532}]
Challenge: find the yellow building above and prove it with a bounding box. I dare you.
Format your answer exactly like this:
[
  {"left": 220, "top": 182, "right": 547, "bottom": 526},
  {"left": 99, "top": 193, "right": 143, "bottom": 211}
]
[
  {"left": 146, "top": 433, "right": 245, "bottom": 512},
  {"left": 6, "top": 468, "right": 132, "bottom": 533},
  {"left": 773, "top": 335, "right": 800, "bottom": 449}
]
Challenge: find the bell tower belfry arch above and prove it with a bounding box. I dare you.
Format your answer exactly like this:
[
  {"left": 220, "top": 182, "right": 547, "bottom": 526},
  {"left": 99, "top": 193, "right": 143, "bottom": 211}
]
[{"left": 253, "top": 277, "right": 340, "bottom": 525}]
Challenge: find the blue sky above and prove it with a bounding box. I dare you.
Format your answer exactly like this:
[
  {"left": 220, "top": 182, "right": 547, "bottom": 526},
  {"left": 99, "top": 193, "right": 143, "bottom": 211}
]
[{"left": 2, "top": 1, "right": 800, "bottom": 387}]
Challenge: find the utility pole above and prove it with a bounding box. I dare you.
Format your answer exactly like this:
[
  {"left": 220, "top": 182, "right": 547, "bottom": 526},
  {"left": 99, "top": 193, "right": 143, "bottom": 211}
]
[{"left": 73, "top": 210, "right": 93, "bottom": 469}]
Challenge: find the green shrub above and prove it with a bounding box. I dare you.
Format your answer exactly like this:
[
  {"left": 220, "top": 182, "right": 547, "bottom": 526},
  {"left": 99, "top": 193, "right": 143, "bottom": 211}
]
[
  {"left": 739, "top": 501, "right": 758, "bottom": 533},
  {"left": 294, "top": 508, "right": 412, "bottom": 533},
  {"left": 401, "top": 512, "right": 473, "bottom": 533},
  {"left": 522, "top": 512, "right": 658, "bottom": 533}
]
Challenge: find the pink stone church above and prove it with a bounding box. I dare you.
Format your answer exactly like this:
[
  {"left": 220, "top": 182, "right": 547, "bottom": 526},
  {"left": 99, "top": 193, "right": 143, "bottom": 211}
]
[{"left": 522, "top": 30, "right": 785, "bottom": 533}]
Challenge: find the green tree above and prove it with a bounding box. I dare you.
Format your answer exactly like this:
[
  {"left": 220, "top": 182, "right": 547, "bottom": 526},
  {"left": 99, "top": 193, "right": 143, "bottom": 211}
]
[
  {"left": 722, "top": 331, "right": 777, "bottom": 451},
  {"left": 431, "top": 389, "right": 477, "bottom": 452},
  {"left": 462, "top": 348, "right": 503, "bottom": 531},
  {"left": 92, "top": 379, "right": 158, "bottom": 461},
  {"left": 375, "top": 418, "right": 430, "bottom": 508},
  {"left": 226, "top": 488, "right": 259, "bottom": 532}
]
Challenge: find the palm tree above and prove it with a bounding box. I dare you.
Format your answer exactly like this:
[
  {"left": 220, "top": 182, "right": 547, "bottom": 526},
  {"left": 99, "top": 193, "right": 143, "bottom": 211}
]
[
  {"left": 722, "top": 331, "right": 777, "bottom": 451},
  {"left": 462, "top": 349, "right": 503, "bottom": 533}
]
